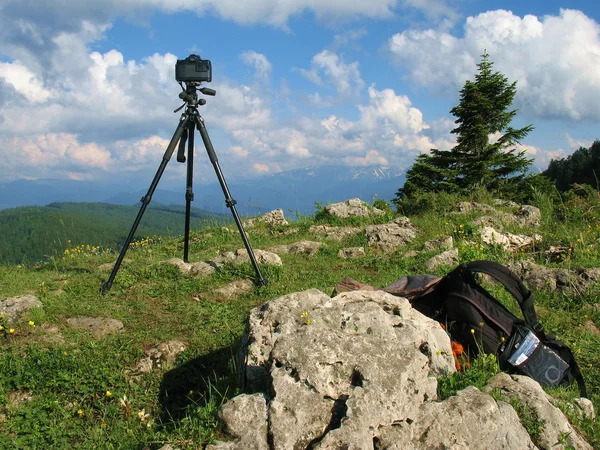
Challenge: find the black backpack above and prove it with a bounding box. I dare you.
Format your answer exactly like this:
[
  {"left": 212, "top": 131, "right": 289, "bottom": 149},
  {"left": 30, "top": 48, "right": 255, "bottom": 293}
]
[{"left": 336, "top": 260, "right": 587, "bottom": 397}]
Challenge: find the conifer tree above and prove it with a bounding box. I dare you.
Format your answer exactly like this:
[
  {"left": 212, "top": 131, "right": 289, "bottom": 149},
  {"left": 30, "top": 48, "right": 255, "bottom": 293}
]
[{"left": 396, "top": 53, "right": 534, "bottom": 201}]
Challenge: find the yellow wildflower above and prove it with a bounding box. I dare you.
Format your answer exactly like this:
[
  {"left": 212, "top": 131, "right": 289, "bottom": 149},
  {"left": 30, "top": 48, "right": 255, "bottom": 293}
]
[{"left": 28, "top": 321, "right": 35, "bottom": 327}]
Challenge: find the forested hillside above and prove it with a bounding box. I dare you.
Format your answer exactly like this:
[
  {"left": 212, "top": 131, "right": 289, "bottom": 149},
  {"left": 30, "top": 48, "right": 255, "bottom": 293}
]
[
  {"left": 0, "top": 202, "right": 229, "bottom": 264},
  {"left": 543, "top": 140, "right": 600, "bottom": 192}
]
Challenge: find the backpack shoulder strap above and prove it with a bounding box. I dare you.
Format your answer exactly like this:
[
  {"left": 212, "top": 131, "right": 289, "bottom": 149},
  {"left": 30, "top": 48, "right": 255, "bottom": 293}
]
[
  {"left": 466, "top": 261, "right": 588, "bottom": 397},
  {"left": 464, "top": 260, "right": 542, "bottom": 333}
]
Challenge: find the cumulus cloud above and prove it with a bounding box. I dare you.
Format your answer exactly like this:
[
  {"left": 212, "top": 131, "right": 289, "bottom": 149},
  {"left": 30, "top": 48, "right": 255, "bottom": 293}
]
[
  {"left": 226, "top": 85, "right": 452, "bottom": 173},
  {"left": 388, "top": 9, "right": 600, "bottom": 121},
  {"left": 0, "top": 61, "right": 52, "bottom": 102},
  {"left": 241, "top": 51, "right": 272, "bottom": 83},
  {"left": 300, "top": 50, "right": 364, "bottom": 96}
]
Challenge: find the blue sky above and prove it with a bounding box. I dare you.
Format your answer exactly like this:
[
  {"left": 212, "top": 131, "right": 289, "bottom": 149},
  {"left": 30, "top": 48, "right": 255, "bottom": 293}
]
[{"left": 1, "top": 0, "right": 599, "bottom": 188}]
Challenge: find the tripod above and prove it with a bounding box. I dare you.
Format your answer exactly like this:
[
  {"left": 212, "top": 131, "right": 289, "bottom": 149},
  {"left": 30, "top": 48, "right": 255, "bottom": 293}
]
[{"left": 101, "top": 82, "right": 267, "bottom": 294}]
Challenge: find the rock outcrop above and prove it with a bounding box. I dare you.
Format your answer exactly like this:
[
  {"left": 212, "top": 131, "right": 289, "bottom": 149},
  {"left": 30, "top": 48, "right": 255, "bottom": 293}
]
[
  {"left": 207, "top": 289, "right": 590, "bottom": 449},
  {"left": 365, "top": 217, "right": 418, "bottom": 253},
  {"left": 507, "top": 260, "right": 600, "bottom": 293},
  {"left": 0, "top": 295, "right": 43, "bottom": 322},
  {"left": 323, "top": 198, "right": 384, "bottom": 218},
  {"left": 243, "top": 209, "right": 289, "bottom": 228}
]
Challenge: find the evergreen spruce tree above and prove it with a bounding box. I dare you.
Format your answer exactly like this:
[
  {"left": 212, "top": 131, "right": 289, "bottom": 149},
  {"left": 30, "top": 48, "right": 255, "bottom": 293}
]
[{"left": 396, "top": 53, "right": 534, "bottom": 201}]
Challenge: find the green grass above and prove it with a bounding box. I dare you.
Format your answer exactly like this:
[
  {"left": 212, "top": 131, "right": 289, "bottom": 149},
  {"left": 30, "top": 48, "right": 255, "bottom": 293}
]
[{"left": 1, "top": 190, "right": 600, "bottom": 448}]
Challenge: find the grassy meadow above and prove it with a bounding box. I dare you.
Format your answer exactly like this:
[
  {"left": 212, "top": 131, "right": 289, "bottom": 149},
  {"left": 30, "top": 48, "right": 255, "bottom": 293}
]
[{"left": 1, "top": 190, "right": 599, "bottom": 449}]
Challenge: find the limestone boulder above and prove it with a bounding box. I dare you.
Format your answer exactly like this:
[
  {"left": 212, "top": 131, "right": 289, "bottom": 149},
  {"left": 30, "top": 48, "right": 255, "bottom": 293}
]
[
  {"left": 486, "top": 373, "right": 593, "bottom": 450},
  {"left": 423, "top": 236, "right": 453, "bottom": 252},
  {"left": 424, "top": 248, "right": 459, "bottom": 271},
  {"left": 243, "top": 209, "right": 288, "bottom": 228},
  {"left": 268, "top": 240, "right": 322, "bottom": 256},
  {"left": 208, "top": 249, "right": 282, "bottom": 268},
  {"left": 338, "top": 247, "right": 366, "bottom": 259},
  {"left": 507, "top": 260, "right": 600, "bottom": 293},
  {"left": 365, "top": 217, "right": 418, "bottom": 253},
  {"left": 208, "top": 289, "right": 592, "bottom": 449},
  {"left": 0, "top": 295, "right": 43, "bottom": 322},
  {"left": 323, "top": 198, "right": 384, "bottom": 219},
  {"left": 480, "top": 227, "right": 542, "bottom": 251}
]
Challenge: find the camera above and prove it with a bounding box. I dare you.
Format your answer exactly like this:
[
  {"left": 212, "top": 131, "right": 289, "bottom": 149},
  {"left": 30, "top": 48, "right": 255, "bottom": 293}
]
[{"left": 175, "top": 54, "right": 212, "bottom": 83}]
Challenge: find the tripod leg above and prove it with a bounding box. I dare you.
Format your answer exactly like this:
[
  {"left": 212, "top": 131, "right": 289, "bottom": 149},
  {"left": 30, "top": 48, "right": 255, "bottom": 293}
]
[
  {"left": 101, "top": 116, "right": 189, "bottom": 294},
  {"left": 183, "top": 120, "right": 195, "bottom": 262},
  {"left": 196, "top": 116, "right": 268, "bottom": 286}
]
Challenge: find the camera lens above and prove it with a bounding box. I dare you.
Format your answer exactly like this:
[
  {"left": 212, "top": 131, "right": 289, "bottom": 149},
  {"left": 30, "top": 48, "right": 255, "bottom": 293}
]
[{"left": 545, "top": 366, "right": 561, "bottom": 383}]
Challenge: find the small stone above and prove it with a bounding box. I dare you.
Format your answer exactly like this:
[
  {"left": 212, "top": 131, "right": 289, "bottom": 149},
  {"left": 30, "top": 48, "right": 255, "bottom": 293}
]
[
  {"left": 0, "top": 295, "right": 43, "bottom": 322},
  {"left": 66, "top": 317, "right": 124, "bottom": 338},
  {"left": 338, "top": 247, "right": 366, "bottom": 259},
  {"left": 425, "top": 248, "right": 459, "bottom": 271}
]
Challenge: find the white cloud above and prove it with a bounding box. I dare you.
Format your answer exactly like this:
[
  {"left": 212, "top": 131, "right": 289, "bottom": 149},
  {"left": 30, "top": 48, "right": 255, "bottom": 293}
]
[
  {"left": 300, "top": 50, "right": 364, "bottom": 96},
  {"left": 0, "top": 61, "right": 52, "bottom": 102},
  {"left": 343, "top": 150, "right": 389, "bottom": 167},
  {"left": 0, "top": 0, "right": 454, "bottom": 35},
  {"left": 225, "top": 85, "right": 452, "bottom": 173},
  {"left": 388, "top": 9, "right": 600, "bottom": 121},
  {"left": 241, "top": 51, "right": 272, "bottom": 83}
]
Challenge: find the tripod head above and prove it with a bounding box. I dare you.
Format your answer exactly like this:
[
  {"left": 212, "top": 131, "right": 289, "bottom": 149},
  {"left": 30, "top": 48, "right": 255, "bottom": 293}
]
[{"left": 175, "top": 82, "right": 216, "bottom": 112}]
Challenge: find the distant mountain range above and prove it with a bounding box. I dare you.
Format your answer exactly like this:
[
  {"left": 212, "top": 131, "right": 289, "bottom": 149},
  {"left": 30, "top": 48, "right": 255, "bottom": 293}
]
[{"left": 0, "top": 165, "right": 406, "bottom": 216}]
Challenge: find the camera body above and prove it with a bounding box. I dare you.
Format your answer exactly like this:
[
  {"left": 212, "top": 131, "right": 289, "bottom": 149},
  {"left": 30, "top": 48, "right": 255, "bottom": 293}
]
[{"left": 175, "top": 54, "right": 212, "bottom": 83}]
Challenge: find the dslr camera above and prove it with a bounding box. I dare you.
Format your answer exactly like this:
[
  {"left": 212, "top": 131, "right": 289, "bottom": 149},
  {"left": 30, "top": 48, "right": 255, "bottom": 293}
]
[{"left": 175, "top": 54, "right": 212, "bottom": 83}]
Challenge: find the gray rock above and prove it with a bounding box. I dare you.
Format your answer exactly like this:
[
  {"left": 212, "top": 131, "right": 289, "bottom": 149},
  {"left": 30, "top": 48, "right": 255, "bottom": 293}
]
[
  {"left": 485, "top": 373, "right": 593, "bottom": 450},
  {"left": 243, "top": 209, "right": 288, "bottom": 228},
  {"left": 573, "top": 397, "right": 595, "bottom": 420},
  {"left": 208, "top": 394, "right": 269, "bottom": 450},
  {"left": 208, "top": 249, "right": 282, "bottom": 268},
  {"left": 480, "top": 227, "right": 542, "bottom": 251},
  {"left": 0, "top": 295, "right": 43, "bottom": 322},
  {"left": 66, "top": 316, "right": 124, "bottom": 338},
  {"left": 365, "top": 217, "right": 418, "bottom": 253},
  {"left": 268, "top": 240, "right": 322, "bottom": 256},
  {"left": 423, "top": 236, "right": 453, "bottom": 252},
  {"left": 135, "top": 357, "right": 154, "bottom": 374},
  {"left": 164, "top": 258, "right": 193, "bottom": 275},
  {"left": 324, "top": 198, "right": 384, "bottom": 218},
  {"left": 507, "top": 260, "right": 600, "bottom": 293},
  {"left": 198, "top": 279, "right": 255, "bottom": 302},
  {"left": 164, "top": 258, "right": 216, "bottom": 278},
  {"left": 309, "top": 225, "right": 362, "bottom": 241},
  {"left": 424, "top": 248, "right": 459, "bottom": 271},
  {"left": 376, "top": 386, "right": 536, "bottom": 450},
  {"left": 189, "top": 261, "right": 217, "bottom": 277},
  {"left": 338, "top": 247, "right": 366, "bottom": 259},
  {"left": 472, "top": 215, "right": 504, "bottom": 230},
  {"left": 228, "top": 290, "right": 455, "bottom": 448},
  {"left": 135, "top": 340, "right": 187, "bottom": 373},
  {"left": 147, "top": 340, "right": 187, "bottom": 366},
  {"left": 213, "top": 289, "right": 591, "bottom": 449},
  {"left": 512, "top": 205, "right": 542, "bottom": 228}
]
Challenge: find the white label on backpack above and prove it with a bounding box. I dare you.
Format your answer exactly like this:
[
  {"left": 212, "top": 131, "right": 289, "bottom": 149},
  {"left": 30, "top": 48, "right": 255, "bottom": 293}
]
[{"left": 508, "top": 331, "right": 540, "bottom": 366}]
